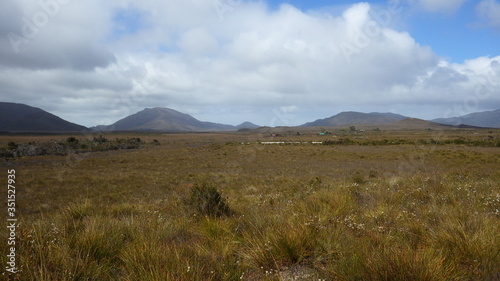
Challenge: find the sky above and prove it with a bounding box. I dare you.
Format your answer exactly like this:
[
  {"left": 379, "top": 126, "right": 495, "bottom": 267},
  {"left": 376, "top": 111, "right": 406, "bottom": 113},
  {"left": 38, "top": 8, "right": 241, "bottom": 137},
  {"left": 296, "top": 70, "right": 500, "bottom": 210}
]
[{"left": 0, "top": 0, "right": 499, "bottom": 127}]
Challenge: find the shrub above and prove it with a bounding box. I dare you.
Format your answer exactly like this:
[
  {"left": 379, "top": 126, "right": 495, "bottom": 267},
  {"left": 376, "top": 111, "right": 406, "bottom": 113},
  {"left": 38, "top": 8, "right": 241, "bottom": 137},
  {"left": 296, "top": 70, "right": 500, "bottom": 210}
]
[
  {"left": 7, "top": 141, "right": 18, "bottom": 150},
  {"left": 323, "top": 138, "right": 356, "bottom": 145},
  {"left": 352, "top": 172, "right": 367, "bottom": 185},
  {"left": 66, "top": 136, "right": 80, "bottom": 150},
  {"left": 115, "top": 137, "right": 142, "bottom": 149},
  {"left": 188, "top": 183, "right": 232, "bottom": 218},
  {"left": 0, "top": 148, "right": 13, "bottom": 158},
  {"left": 93, "top": 135, "right": 108, "bottom": 143}
]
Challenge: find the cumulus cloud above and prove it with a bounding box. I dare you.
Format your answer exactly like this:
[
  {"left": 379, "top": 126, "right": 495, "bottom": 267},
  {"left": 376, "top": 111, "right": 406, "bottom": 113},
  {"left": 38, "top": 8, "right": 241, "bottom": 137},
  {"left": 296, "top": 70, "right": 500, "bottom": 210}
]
[
  {"left": 0, "top": 0, "right": 116, "bottom": 70},
  {"left": 0, "top": 0, "right": 499, "bottom": 126}
]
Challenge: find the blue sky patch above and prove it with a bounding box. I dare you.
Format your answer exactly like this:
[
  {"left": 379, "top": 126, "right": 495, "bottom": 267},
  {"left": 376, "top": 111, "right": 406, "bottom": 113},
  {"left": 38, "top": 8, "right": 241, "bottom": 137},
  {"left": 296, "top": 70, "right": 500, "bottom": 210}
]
[{"left": 111, "top": 7, "right": 149, "bottom": 40}]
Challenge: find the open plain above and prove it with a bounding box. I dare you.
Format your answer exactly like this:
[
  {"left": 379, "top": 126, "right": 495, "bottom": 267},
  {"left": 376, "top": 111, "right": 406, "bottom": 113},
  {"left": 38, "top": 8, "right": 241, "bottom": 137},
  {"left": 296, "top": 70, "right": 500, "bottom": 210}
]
[{"left": 1, "top": 128, "right": 499, "bottom": 280}]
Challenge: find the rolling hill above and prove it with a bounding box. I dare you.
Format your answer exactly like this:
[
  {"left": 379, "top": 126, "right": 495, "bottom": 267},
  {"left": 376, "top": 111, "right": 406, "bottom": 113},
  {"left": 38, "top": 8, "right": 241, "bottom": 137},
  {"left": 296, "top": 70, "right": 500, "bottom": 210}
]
[
  {"left": 301, "top": 111, "right": 408, "bottom": 127},
  {"left": 432, "top": 109, "right": 500, "bottom": 128},
  {"left": 0, "top": 102, "right": 87, "bottom": 132},
  {"left": 95, "top": 107, "right": 237, "bottom": 132},
  {"left": 388, "top": 118, "right": 454, "bottom": 130}
]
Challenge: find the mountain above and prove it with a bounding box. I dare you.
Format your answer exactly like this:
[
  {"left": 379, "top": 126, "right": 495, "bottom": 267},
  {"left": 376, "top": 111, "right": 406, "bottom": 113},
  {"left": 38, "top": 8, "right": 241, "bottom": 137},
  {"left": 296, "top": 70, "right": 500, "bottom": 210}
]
[
  {"left": 236, "top": 122, "right": 260, "bottom": 130},
  {"left": 0, "top": 102, "right": 87, "bottom": 132},
  {"left": 432, "top": 109, "right": 500, "bottom": 128},
  {"left": 301, "top": 111, "right": 408, "bottom": 127},
  {"left": 95, "top": 107, "right": 236, "bottom": 132}
]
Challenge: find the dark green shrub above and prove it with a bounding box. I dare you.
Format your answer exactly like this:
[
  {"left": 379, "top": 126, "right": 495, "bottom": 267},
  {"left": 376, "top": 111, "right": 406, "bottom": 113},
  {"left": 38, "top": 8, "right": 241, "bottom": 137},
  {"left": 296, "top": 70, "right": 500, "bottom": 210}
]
[
  {"left": 0, "top": 148, "right": 13, "bottom": 157},
  {"left": 93, "top": 135, "right": 108, "bottom": 143},
  {"left": 369, "top": 170, "right": 378, "bottom": 178},
  {"left": 7, "top": 141, "right": 17, "bottom": 150},
  {"left": 452, "top": 138, "right": 466, "bottom": 145},
  {"left": 352, "top": 174, "right": 366, "bottom": 185},
  {"left": 66, "top": 136, "right": 80, "bottom": 149},
  {"left": 115, "top": 137, "right": 141, "bottom": 149},
  {"left": 323, "top": 140, "right": 336, "bottom": 145},
  {"left": 188, "top": 183, "right": 232, "bottom": 218},
  {"left": 323, "top": 138, "right": 356, "bottom": 145}
]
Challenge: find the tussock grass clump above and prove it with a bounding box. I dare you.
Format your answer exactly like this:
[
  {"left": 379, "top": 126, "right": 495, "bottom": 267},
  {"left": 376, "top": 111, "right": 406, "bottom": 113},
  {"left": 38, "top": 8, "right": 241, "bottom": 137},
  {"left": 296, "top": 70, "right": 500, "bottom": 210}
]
[
  {"left": 65, "top": 200, "right": 93, "bottom": 220},
  {"left": 364, "top": 247, "right": 458, "bottom": 281},
  {"left": 187, "top": 183, "right": 233, "bottom": 218}
]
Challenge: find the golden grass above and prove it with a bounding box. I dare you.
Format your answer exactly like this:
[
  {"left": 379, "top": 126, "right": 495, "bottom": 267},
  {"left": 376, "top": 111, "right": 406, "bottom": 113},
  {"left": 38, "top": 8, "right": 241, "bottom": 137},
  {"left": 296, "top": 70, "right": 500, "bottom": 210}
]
[{"left": 0, "top": 129, "right": 499, "bottom": 280}]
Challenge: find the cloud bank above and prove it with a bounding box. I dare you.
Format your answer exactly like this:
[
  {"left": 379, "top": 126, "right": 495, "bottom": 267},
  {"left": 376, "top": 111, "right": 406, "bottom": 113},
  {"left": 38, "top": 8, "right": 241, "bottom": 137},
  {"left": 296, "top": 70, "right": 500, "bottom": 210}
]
[{"left": 0, "top": 0, "right": 498, "bottom": 126}]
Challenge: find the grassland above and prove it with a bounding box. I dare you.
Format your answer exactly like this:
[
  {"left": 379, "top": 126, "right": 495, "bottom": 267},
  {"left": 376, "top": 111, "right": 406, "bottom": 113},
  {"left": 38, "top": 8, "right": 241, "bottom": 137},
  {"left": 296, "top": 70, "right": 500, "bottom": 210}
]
[{"left": 0, "top": 129, "right": 499, "bottom": 280}]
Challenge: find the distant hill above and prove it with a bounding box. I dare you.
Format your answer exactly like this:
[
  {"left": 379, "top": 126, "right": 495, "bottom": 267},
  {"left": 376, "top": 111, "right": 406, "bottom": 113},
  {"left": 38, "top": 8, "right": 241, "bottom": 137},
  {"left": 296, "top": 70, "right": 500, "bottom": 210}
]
[
  {"left": 432, "top": 109, "right": 500, "bottom": 128},
  {"left": 95, "top": 107, "right": 236, "bottom": 132},
  {"left": 389, "top": 118, "right": 454, "bottom": 130},
  {"left": 236, "top": 122, "right": 260, "bottom": 130},
  {"left": 0, "top": 102, "right": 87, "bottom": 132},
  {"left": 301, "top": 111, "right": 408, "bottom": 127}
]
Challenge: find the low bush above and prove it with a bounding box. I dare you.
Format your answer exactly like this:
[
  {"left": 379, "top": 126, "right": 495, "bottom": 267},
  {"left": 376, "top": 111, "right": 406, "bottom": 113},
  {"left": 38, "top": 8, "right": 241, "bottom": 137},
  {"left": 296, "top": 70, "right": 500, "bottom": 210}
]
[{"left": 187, "top": 183, "right": 233, "bottom": 218}]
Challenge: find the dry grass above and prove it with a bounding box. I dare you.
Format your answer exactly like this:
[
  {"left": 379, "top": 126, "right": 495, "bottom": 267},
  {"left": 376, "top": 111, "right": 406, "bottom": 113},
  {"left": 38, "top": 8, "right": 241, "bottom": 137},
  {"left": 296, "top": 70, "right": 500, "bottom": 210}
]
[{"left": 0, "top": 129, "right": 499, "bottom": 280}]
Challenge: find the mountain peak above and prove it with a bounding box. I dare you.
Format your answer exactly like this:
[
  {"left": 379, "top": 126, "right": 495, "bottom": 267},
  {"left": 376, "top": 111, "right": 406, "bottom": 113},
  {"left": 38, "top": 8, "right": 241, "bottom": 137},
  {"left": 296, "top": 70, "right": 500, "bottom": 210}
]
[
  {"left": 97, "top": 107, "right": 235, "bottom": 132},
  {"left": 236, "top": 121, "right": 260, "bottom": 129}
]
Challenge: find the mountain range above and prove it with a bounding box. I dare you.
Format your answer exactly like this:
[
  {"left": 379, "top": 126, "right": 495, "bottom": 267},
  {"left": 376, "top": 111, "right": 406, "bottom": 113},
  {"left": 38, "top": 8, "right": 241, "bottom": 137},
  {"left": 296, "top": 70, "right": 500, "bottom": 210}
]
[
  {"left": 432, "top": 109, "right": 500, "bottom": 128},
  {"left": 94, "top": 107, "right": 259, "bottom": 132},
  {"left": 1, "top": 101, "right": 499, "bottom": 132}
]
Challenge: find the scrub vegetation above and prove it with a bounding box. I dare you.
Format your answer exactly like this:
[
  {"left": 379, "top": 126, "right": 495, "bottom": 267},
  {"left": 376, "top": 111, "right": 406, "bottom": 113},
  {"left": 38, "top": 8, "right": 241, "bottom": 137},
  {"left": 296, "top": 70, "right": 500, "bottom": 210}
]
[{"left": 1, "top": 129, "right": 499, "bottom": 280}]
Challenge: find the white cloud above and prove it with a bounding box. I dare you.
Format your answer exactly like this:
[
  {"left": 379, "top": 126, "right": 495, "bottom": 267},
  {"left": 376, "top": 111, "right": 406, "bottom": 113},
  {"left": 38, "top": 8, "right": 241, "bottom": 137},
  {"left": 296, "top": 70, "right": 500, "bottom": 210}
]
[
  {"left": 0, "top": 0, "right": 498, "bottom": 126},
  {"left": 178, "top": 27, "right": 219, "bottom": 55},
  {"left": 0, "top": 0, "right": 116, "bottom": 70},
  {"left": 476, "top": 0, "right": 500, "bottom": 28}
]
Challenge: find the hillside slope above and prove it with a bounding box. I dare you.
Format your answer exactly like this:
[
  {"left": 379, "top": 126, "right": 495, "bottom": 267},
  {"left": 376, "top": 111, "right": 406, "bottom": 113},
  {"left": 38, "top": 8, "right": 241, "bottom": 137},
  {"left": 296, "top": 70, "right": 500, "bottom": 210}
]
[
  {"left": 301, "top": 111, "right": 408, "bottom": 127},
  {"left": 0, "top": 102, "right": 87, "bottom": 132},
  {"left": 432, "top": 109, "right": 500, "bottom": 128},
  {"left": 97, "top": 107, "right": 236, "bottom": 132}
]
